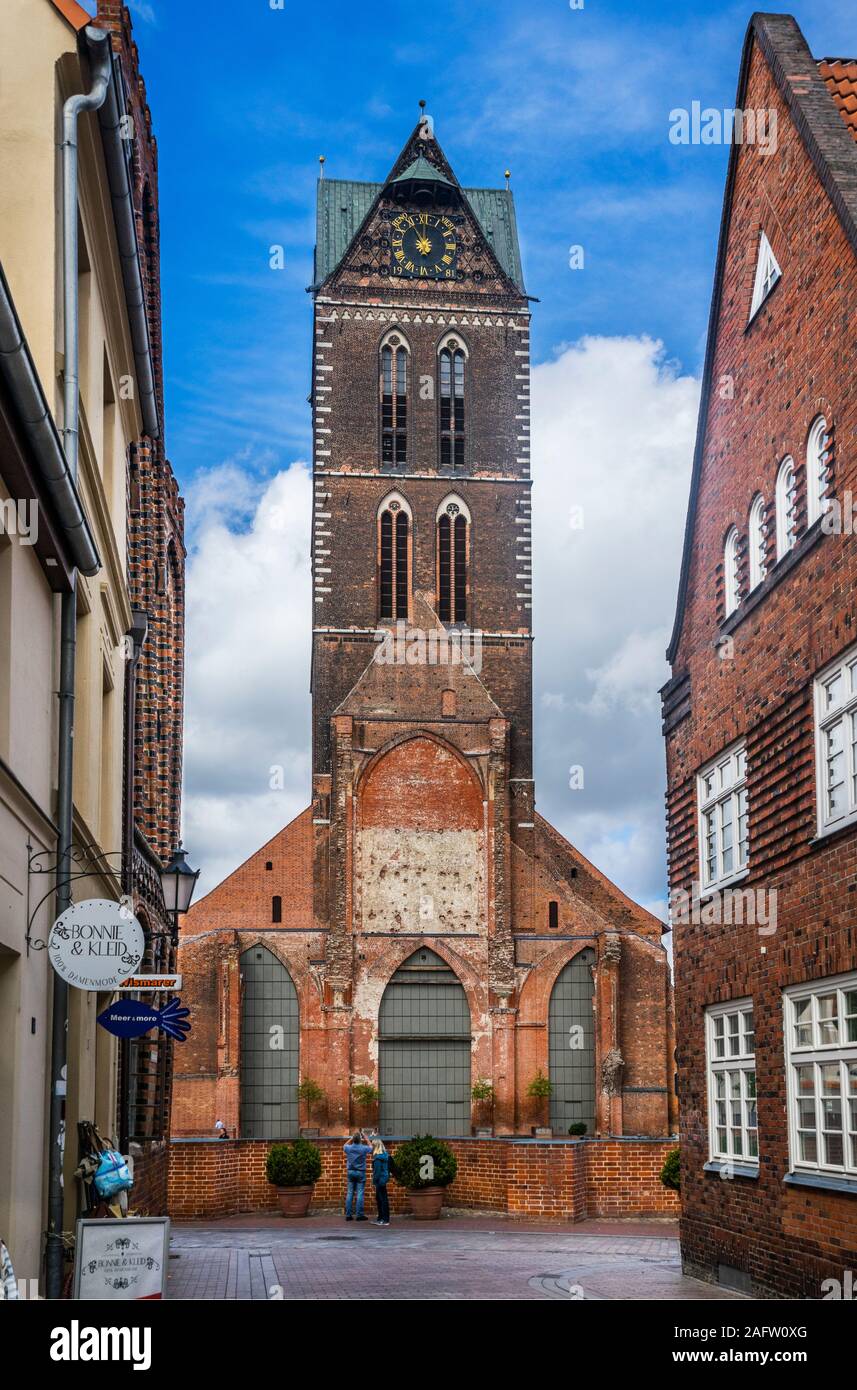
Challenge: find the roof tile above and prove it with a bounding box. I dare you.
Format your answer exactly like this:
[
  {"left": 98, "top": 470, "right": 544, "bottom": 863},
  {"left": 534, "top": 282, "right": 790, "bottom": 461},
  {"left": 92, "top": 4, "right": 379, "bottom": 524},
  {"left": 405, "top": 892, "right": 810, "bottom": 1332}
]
[{"left": 819, "top": 58, "right": 857, "bottom": 141}]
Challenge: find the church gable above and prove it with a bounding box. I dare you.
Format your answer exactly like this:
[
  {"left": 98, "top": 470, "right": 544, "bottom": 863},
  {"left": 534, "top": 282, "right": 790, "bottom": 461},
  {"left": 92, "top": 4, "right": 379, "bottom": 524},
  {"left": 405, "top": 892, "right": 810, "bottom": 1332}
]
[{"left": 315, "top": 117, "right": 526, "bottom": 298}]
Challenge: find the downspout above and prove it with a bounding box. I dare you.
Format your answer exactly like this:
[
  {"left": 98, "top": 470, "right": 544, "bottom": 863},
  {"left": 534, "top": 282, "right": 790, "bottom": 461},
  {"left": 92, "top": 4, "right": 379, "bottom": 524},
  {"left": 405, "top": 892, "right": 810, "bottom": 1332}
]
[{"left": 45, "top": 24, "right": 112, "bottom": 1303}]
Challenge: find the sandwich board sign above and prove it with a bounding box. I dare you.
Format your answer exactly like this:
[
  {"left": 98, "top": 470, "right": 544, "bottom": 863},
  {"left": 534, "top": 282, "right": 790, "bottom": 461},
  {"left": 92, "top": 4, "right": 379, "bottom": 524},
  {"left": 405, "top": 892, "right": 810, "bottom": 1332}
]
[
  {"left": 48, "top": 898, "right": 144, "bottom": 991},
  {"left": 73, "top": 1217, "right": 170, "bottom": 1300}
]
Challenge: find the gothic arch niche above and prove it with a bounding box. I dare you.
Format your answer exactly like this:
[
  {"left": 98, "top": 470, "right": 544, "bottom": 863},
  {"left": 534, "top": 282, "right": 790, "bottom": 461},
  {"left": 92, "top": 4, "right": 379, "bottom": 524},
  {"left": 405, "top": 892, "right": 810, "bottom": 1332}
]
[
  {"left": 378, "top": 946, "right": 471, "bottom": 1136},
  {"left": 549, "top": 948, "right": 596, "bottom": 1135},
  {"left": 239, "top": 944, "right": 299, "bottom": 1138},
  {"left": 355, "top": 735, "right": 485, "bottom": 935}
]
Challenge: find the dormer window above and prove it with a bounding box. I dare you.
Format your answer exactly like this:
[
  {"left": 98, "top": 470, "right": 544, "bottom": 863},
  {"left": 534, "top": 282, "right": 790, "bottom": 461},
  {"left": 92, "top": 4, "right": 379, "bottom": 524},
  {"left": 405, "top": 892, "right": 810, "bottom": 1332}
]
[{"left": 749, "top": 230, "right": 781, "bottom": 321}]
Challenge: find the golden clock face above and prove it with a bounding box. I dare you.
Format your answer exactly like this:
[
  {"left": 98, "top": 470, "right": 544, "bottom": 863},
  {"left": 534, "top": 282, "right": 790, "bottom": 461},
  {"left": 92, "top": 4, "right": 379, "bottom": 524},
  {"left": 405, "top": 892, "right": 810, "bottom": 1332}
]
[{"left": 391, "top": 211, "right": 459, "bottom": 279}]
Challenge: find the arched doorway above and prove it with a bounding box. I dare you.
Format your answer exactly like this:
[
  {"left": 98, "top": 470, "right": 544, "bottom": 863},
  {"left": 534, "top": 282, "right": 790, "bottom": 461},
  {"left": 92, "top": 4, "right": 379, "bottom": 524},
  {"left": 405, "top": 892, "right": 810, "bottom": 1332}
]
[
  {"left": 549, "top": 949, "right": 596, "bottom": 1135},
  {"left": 239, "top": 945, "right": 298, "bottom": 1138},
  {"left": 379, "top": 947, "right": 471, "bottom": 1135}
]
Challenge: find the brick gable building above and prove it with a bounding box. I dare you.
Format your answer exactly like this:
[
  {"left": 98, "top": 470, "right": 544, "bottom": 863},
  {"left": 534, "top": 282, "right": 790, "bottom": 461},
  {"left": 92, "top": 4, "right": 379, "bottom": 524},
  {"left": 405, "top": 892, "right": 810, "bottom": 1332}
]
[
  {"left": 173, "top": 119, "right": 675, "bottom": 1194},
  {"left": 663, "top": 13, "right": 857, "bottom": 1297},
  {"left": 93, "top": 1, "right": 186, "bottom": 1212}
]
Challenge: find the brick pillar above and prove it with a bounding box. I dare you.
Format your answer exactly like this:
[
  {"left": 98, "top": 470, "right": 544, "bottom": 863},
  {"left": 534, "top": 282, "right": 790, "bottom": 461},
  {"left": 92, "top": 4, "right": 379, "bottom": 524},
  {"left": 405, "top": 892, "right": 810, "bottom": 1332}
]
[
  {"left": 487, "top": 718, "right": 514, "bottom": 1002},
  {"left": 595, "top": 933, "right": 623, "bottom": 1136},
  {"left": 216, "top": 939, "right": 241, "bottom": 1136},
  {"left": 323, "top": 717, "right": 354, "bottom": 1128},
  {"left": 487, "top": 719, "right": 515, "bottom": 1131},
  {"left": 491, "top": 1004, "right": 517, "bottom": 1134}
]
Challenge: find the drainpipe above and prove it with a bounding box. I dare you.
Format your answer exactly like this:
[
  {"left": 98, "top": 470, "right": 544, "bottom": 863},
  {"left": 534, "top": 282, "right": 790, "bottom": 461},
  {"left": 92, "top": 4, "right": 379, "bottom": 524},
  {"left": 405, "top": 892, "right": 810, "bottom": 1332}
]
[{"left": 45, "top": 24, "right": 112, "bottom": 1303}]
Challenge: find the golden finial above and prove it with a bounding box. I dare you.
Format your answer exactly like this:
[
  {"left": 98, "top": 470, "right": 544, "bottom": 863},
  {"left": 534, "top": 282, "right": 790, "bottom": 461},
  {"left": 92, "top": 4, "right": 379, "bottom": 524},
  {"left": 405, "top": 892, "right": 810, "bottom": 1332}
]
[
  {"left": 505, "top": 169, "right": 511, "bottom": 189},
  {"left": 318, "top": 155, "right": 326, "bottom": 180}
]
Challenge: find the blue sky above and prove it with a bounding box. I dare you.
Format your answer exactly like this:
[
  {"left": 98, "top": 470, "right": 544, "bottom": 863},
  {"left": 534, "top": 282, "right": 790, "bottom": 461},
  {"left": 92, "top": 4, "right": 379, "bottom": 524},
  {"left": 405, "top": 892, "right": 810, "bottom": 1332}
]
[
  {"left": 118, "top": 0, "right": 855, "bottom": 910},
  {"left": 129, "top": 0, "right": 853, "bottom": 478}
]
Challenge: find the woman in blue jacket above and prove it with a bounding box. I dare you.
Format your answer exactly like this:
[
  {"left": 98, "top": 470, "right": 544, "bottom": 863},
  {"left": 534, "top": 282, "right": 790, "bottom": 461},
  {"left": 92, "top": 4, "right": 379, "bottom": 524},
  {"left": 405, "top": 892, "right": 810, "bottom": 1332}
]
[{"left": 372, "top": 1139, "right": 391, "bottom": 1226}]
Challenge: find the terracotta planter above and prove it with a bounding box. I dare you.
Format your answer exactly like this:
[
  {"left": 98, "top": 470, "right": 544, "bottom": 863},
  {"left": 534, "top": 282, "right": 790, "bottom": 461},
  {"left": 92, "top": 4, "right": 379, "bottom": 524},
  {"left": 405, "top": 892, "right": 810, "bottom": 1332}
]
[
  {"left": 407, "top": 1186, "right": 445, "bottom": 1220},
  {"left": 275, "top": 1184, "right": 314, "bottom": 1217}
]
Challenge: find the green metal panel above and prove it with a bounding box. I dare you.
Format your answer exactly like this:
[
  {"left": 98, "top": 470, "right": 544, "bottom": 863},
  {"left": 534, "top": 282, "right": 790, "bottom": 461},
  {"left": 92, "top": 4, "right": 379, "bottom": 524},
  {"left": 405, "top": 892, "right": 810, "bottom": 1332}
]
[
  {"left": 239, "top": 945, "right": 299, "bottom": 1139},
  {"left": 549, "top": 949, "right": 596, "bottom": 1135},
  {"left": 379, "top": 948, "right": 471, "bottom": 1135},
  {"left": 315, "top": 180, "right": 525, "bottom": 291}
]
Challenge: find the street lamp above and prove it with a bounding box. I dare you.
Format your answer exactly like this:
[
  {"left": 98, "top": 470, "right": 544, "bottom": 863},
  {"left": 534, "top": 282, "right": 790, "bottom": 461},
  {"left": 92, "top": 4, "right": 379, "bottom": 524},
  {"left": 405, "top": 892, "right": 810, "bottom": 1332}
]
[{"left": 160, "top": 842, "right": 199, "bottom": 941}]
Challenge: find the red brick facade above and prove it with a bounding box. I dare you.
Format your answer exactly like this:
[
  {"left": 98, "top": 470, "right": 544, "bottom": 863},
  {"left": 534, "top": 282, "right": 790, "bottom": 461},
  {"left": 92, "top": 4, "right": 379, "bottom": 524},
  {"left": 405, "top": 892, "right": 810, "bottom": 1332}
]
[
  {"left": 663, "top": 15, "right": 857, "bottom": 1298},
  {"left": 94, "top": 3, "right": 185, "bottom": 1209},
  {"left": 168, "top": 1137, "right": 678, "bottom": 1223},
  {"left": 173, "top": 121, "right": 675, "bottom": 1172}
]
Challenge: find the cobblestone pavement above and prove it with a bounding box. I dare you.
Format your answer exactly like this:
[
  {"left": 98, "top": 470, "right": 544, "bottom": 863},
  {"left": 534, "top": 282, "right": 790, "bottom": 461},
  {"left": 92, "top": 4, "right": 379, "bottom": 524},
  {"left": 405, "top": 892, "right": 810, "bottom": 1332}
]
[{"left": 166, "top": 1213, "right": 750, "bottom": 1301}]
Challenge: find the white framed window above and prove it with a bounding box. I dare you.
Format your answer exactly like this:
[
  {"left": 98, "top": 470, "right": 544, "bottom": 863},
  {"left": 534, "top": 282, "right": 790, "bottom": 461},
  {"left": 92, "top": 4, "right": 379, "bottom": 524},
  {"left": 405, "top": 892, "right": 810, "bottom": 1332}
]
[
  {"left": 723, "top": 526, "right": 740, "bottom": 616},
  {"left": 748, "top": 495, "right": 766, "bottom": 590},
  {"left": 784, "top": 972, "right": 857, "bottom": 1180},
  {"left": 698, "top": 744, "right": 749, "bottom": 890},
  {"left": 749, "top": 230, "right": 782, "bottom": 320},
  {"left": 706, "top": 1000, "right": 758, "bottom": 1167},
  {"left": 813, "top": 643, "right": 857, "bottom": 836},
  {"left": 806, "top": 415, "right": 829, "bottom": 525},
  {"left": 775, "top": 456, "right": 797, "bottom": 560}
]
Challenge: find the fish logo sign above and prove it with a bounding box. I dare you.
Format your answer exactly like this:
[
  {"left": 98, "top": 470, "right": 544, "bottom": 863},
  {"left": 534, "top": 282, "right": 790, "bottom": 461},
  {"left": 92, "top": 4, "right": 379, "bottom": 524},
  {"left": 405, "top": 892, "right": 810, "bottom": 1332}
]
[{"left": 97, "top": 997, "right": 191, "bottom": 1042}]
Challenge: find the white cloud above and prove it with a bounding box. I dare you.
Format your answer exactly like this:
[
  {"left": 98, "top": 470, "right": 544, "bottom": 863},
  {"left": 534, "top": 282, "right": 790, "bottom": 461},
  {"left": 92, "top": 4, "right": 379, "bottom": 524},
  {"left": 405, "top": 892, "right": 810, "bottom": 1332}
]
[
  {"left": 182, "top": 335, "right": 698, "bottom": 915},
  {"left": 182, "top": 462, "right": 312, "bottom": 900},
  {"left": 580, "top": 627, "right": 672, "bottom": 719},
  {"left": 128, "top": 0, "right": 157, "bottom": 25},
  {"left": 530, "top": 335, "right": 699, "bottom": 910}
]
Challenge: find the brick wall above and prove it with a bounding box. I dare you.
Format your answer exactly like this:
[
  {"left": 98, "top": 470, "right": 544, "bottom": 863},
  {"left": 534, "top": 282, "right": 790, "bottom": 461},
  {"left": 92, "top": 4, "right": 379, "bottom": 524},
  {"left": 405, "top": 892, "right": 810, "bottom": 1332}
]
[
  {"left": 167, "top": 1137, "right": 679, "bottom": 1223},
  {"left": 664, "top": 16, "right": 857, "bottom": 1299}
]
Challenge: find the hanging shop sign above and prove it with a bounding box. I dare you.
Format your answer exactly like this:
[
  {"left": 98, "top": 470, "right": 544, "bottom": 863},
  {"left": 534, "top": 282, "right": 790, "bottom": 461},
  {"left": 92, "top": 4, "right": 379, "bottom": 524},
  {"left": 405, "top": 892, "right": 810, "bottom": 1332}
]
[
  {"left": 73, "top": 1217, "right": 170, "bottom": 1300},
  {"left": 48, "top": 898, "right": 144, "bottom": 991},
  {"left": 116, "top": 973, "right": 183, "bottom": 991},
  {"left": 97, "top": 996, "right": 191, "bottom": 1042}
]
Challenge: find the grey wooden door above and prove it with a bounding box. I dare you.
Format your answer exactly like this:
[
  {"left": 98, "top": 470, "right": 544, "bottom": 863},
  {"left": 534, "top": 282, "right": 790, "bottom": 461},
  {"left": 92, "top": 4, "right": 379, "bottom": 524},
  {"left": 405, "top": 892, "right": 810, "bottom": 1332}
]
[
  {"left": 549, "top": 949, "right": 596, "bottom": 1135},
  {"left": 240, "top": 945, "right": 299, "bottom": 1138},
  {"left": 379, "top": 948, "right": 471, "bottom": 1136}
]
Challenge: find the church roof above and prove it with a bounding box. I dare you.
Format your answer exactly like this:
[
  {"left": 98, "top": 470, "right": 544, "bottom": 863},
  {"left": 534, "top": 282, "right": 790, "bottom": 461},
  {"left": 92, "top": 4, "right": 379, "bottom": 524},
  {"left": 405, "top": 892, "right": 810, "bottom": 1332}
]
[{"left": 315, "top": 178, "right": 525, "bottom": 291}]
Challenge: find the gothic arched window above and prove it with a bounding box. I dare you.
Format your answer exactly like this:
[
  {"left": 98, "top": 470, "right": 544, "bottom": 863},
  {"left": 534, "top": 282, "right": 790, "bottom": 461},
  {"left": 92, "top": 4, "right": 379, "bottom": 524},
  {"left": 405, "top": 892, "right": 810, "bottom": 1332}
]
[
  {"left": 439, "top": 335, "right": 467, "bottom": 472},
  {"left": 775, "top": 457, "right": 797, "bottom": 560},
  {"left": 748, "top": 494, "right": 766, "bottom": 591},
  {"left": 806, "top": 415, "right": 829, "bottom": 525},
  {"left": 724, "top": 526, "right": 740, "bottom": 617},
  {"left": 378, "top": 493, "right": 411, "bottom": 621},
  {"left": 380, "top": 332, "right": 409, "bottom": 468},
  {"left": 437, "top": 496, "right": 470, "bottom": 624}
]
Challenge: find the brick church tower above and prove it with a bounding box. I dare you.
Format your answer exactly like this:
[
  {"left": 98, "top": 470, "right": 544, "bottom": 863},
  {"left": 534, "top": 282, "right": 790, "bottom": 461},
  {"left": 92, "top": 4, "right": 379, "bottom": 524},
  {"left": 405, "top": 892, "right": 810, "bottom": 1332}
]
[{"left": 172, "top": 117, "right": 676, "bottom": 1151}]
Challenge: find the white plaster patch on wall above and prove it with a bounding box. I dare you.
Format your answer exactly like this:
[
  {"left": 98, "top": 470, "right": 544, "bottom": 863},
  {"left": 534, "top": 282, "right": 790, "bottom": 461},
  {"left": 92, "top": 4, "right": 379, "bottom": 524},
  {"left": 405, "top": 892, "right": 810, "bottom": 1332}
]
[{"left": 356, "top": 828, "right": 486, "bottom": 934}]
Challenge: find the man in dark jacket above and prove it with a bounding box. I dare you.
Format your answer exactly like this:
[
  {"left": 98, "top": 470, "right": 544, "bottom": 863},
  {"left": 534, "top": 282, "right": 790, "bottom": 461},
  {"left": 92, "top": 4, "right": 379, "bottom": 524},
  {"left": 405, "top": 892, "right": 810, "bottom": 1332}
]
[{"left": 343, "top": 1130, "right": 373, "bottom": 1221}]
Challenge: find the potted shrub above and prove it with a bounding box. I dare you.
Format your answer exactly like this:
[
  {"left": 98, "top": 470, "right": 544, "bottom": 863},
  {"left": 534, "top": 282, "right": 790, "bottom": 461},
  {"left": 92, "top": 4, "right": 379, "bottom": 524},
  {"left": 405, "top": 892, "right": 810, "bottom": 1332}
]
[
  {"left": 297, "top": 1077, "right": 325, "bottom": 1135},
  {"left": 568, "top": 1122, "right": 587, "bottom": 1138},
  {"left": 660, "top": 1145, "right": 680, "bottom": 1193},
  {"left": 471, "top": 1079, "right": 494, "bottom": 1136},
  {"left": 527, "top": 1069, "right": 553, "bottom": 1135},
  {"left": 352, "top": 1081, "right": 380, "bottom": 1130},
  {"left": 392, "top": 1135, "right": 457, "bottom": 1220},
  {"left": 266, "top": 1137, "right": 323, "bottom": 1217}
]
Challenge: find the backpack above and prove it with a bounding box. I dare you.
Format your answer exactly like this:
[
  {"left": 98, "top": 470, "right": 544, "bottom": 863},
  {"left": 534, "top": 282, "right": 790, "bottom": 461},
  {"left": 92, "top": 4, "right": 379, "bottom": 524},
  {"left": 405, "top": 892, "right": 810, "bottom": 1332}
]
[{"left": 93, "top": 1150, "right": 133, "bottom": 1199}]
